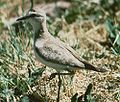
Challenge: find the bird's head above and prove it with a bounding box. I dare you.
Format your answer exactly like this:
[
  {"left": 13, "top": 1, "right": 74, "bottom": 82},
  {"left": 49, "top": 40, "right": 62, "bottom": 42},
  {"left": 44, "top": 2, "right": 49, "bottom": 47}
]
[{"left": 16, "top": 9, "right": 47, "bottom": 30}]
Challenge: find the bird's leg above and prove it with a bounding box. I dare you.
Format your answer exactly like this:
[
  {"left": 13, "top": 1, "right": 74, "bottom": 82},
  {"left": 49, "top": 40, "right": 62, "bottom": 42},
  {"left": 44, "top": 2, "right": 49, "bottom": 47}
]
[
  {"left": 49, "top": 71, "right": 75, "bottom": 80},
  {"left": 49, "top": 73, "right": 57, "bottom": 80},
  {"left": 49, "top": 71, "right": 75, "bottom": 102},
  {"left": 57, "top": 74, "right": 61, "bottom": 102}
]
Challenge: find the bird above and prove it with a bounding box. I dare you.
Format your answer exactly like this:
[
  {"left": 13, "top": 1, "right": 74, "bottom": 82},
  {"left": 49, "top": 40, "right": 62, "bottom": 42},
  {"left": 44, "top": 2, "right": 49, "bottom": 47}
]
[{"left": 16, "top": 9, "right": 108, "bottom": 102}]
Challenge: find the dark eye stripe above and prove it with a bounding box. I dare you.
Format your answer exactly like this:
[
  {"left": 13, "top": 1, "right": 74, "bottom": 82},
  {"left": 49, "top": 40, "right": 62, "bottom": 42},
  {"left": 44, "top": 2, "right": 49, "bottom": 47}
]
[
  {"left": 16, "top": 11, "right": 43, "bottom": 21},
  {"left": 30, "top": 14, "right": 41, "bottom": 17}
]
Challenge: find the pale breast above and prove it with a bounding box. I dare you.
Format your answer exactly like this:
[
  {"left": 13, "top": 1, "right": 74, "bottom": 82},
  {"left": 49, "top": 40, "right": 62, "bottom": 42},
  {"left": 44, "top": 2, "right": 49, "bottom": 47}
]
[{"left": 35, "top": 38, "right": 45, "bottom": 48}]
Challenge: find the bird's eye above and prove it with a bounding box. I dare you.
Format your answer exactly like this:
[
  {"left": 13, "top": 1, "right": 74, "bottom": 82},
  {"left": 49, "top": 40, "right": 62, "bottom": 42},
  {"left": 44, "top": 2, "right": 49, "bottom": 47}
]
[
  {"left": 30, "top": 9, "right": 36, "bottom": 12},
  {"left": 28, "top": 9, "right": 36, "bottom": 13}
]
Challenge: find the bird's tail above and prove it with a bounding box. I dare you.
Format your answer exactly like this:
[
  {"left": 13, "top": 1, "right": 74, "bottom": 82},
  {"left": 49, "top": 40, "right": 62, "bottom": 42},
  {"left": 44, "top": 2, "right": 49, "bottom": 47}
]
[{"left": 81, "top": 60, "right": 108, "bottom": 72}]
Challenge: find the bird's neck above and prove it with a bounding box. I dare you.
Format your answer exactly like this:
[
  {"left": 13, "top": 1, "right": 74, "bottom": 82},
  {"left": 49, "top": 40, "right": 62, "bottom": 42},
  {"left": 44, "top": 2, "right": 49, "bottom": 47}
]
[{"left": 33, "top": 20, "right": 49, "bottom": 41}]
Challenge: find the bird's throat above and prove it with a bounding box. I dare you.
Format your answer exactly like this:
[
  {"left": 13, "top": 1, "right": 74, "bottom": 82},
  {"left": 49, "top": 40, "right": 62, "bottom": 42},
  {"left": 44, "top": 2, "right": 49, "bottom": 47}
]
[{"left": 33, "top": 21, "right": 48, "bottom": 42}]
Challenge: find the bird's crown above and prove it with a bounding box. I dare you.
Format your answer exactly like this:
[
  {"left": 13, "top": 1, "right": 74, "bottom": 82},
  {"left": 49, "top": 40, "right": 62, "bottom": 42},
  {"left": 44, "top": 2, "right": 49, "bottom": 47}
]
[{"left": 16, "top": 9, "right": 46, "bottom": 21}]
